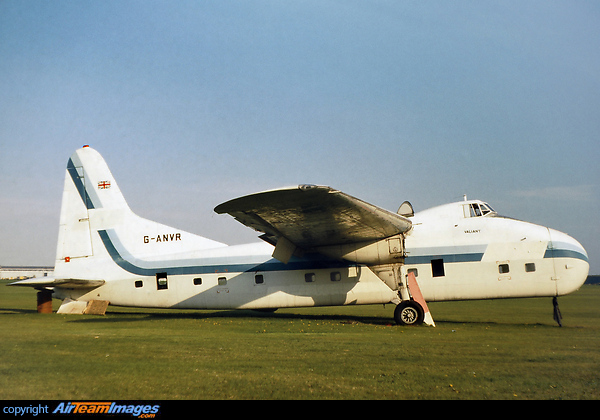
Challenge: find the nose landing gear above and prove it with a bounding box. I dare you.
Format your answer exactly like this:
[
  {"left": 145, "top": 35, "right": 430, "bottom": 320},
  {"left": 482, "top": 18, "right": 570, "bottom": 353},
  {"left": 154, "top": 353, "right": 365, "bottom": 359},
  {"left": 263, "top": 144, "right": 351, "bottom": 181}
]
[{"left": 553, "top": 296, "right": 562, "bottom": 327}]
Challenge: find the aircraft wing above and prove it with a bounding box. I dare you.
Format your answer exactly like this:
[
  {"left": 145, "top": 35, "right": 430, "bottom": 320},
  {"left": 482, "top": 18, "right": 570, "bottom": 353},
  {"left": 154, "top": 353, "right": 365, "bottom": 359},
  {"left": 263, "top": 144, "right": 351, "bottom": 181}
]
[
  {"left": 8, "top": 277, "right": 105, "bottom": 289},
  {"left": 214, "top": 185, "right": 412, "bottom": 250}
]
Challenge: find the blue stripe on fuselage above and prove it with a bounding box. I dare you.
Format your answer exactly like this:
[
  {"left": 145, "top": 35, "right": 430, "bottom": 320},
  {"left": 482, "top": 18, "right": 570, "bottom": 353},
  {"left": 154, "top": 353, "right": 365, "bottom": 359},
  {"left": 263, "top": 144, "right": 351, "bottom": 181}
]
[
  {"left": 98, "top": 230, "right": 351, "bottom": 277},
  {"left": 405, "top": 253, "right": 484, "bottom": 265},
  {"left": 544, "top": 248, "right": 589, "bottom": 262},
  {"left": 67, "top": 158, "right": 96, "bottom": 210}
]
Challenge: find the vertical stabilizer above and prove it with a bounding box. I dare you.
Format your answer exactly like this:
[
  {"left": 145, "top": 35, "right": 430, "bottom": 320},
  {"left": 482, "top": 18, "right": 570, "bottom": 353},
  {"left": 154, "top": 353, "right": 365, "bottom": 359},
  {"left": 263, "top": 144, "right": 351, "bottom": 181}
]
[
  {"left": 54, "top": 146, "right": 227, "bottom": 281},
  {"left": 56, "top": 146, "right": 129, "bottom": 263}
]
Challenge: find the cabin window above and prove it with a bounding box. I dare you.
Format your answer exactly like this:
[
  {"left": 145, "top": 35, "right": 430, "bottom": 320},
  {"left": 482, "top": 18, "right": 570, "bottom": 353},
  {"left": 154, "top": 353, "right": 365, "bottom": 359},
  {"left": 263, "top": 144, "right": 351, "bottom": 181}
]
[
  {"left": 431, "top": 259, "right": 445, "bottom": 277},
  {"left": 135, "top": 280, "right": 143, "bottom": 288},
  {"left": 218, "top": 277, "right": 227, "bottom": 286},
  {"left": 407, "top": 268, "right": 418, "bottom": 278},
  {"left": 330, "top": 272, "right": 341, "bottom": 282},
  {"left": 525, "top": 263, "right": 536, "bottom": 273},
  {"left": 499, "top": 264, "right": 510, "bottom": 274},
  {"left": 156, "top": 272, "right": 168, "bottom": 290},
  {"left": 193, "top": 277, "right": 202, "bottom": 285},
  {"left": 305, "top": 273, "right": 316, "bottom": 283},
  {"left": 255, "top": 274, "right": 264, "bottom": 284}
]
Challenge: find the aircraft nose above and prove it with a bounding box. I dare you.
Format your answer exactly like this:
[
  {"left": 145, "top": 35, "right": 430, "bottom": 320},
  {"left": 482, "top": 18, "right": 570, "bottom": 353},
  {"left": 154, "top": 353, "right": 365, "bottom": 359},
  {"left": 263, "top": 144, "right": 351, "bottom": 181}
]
[{"left": 548, "top": 229, "right": 589, "bottom": 296}]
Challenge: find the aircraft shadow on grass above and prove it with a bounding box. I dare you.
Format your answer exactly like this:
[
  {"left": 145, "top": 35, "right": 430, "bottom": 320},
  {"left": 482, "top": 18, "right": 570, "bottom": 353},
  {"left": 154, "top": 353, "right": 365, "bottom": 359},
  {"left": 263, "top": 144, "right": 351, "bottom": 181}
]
[
  {"left": 1, "top": 304, "right": 562, "bottom": 328},
  {"left": 62, "top": 309, "right": 392, "bottom": 326},
  {"left": 61, "top": 309, "right": 561, "bottom": 328}
]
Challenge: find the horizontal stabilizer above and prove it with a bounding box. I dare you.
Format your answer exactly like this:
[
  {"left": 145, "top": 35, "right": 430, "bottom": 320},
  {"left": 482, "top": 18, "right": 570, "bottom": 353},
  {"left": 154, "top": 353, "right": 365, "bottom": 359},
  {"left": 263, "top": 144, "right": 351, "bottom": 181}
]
[{"left": 9, "top": 277, "right": 105, "bottom": 289}]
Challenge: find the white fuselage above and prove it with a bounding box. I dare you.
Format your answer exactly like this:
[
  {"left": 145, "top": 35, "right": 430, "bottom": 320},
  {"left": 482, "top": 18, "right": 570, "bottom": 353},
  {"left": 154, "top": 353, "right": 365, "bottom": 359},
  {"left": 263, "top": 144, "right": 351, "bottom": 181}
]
[
  {"left": 53, "top": 200, "right": 589, "bottom": 310},
  {"left": 402, "top": 201, "right": 588, "bottom": 301}
]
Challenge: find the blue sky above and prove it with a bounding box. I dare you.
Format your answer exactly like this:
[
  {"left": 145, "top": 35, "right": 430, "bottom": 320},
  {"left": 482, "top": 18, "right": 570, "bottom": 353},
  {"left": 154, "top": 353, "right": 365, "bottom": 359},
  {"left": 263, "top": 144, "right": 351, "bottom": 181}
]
[{"left": 1, "top": 0, "right": 599, "bottom": 273}]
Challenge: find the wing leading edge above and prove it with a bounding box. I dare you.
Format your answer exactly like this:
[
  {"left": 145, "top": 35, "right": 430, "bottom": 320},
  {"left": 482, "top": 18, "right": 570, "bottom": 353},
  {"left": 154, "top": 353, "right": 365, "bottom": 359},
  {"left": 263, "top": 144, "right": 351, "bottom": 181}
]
[{"left": 215, "top": 185, "right": 412, "bottom": 259}]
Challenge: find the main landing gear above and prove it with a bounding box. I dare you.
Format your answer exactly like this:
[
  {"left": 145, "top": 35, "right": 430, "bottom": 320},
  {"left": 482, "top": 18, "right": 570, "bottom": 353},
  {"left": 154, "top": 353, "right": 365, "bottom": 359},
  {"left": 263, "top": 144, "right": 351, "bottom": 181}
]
[
  {"left": 393, "top": 271, "right": 435, "bottom": 326},
  {"left": 394, "top": 300, "right": 425, "bottom": 326},
  {"left": 375, "top": 265, "right": 434, "bottom": 326}
]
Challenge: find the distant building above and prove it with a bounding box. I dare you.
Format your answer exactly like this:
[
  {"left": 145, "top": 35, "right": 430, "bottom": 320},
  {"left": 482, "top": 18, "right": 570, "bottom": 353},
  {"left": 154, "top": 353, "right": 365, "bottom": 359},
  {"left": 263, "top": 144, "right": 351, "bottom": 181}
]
[{"left": 0, "top": 266, "right": 54, "bottom": 280}]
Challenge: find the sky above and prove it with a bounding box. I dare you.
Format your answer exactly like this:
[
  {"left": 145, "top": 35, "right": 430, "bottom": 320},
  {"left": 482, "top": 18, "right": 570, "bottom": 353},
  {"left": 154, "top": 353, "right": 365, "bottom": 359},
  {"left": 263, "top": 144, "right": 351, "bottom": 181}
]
[{"left": 1, "top": 0, "right": 599, "bottom": 274}]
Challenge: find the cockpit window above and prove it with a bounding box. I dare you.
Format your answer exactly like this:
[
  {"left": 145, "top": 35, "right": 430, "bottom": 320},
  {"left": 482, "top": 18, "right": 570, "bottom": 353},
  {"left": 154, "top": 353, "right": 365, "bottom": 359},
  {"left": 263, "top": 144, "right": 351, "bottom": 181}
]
[
  {"left": 464, "top": 203, "right": 496, "bottom": 218},
  {"left": 480, "top": 203, "right": 494, "bottom": 215},
  {"left": 471, "top": 203, "right": 482, "bottom": 217}
]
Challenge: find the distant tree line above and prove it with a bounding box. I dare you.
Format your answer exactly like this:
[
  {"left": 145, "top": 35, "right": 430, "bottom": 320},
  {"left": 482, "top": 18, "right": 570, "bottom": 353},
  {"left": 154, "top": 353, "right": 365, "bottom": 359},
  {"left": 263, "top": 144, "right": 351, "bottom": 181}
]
[{"left": 586, "top": 275, "right": 600, "bottom": 285}]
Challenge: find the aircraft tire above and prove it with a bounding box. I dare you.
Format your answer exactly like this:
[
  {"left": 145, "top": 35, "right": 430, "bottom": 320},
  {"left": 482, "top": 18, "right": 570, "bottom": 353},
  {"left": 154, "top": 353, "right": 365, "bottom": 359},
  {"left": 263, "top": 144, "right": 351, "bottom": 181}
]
[{"left": 394, "top": 301, "right": 424, "bottom": 326}]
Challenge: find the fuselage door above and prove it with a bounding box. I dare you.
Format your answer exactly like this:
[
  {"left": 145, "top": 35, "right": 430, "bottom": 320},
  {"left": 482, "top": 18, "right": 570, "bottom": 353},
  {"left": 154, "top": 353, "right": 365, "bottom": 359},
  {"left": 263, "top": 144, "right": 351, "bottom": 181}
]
[{"left": 546, "top": 228, "right": 559, "bottom": 295}]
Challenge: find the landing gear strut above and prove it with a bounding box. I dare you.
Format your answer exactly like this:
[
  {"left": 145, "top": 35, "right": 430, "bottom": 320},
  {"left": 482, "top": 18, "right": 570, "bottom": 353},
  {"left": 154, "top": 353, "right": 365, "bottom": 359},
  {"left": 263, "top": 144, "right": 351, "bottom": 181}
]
[{"left": 553, "top": 296, "right": 562, "bottom": 327}]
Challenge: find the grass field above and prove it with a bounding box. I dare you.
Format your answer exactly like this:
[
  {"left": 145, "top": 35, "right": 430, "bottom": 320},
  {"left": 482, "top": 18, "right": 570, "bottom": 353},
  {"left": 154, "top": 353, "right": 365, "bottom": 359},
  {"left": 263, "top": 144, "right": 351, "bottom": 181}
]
[{"left": 1, "top": 279, "right": 599, "bottom": 400}]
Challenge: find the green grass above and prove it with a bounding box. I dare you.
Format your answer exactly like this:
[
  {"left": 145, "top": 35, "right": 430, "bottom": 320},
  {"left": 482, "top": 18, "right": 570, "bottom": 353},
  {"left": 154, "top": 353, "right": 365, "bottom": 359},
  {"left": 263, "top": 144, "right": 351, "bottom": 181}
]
[{"left": 1, "top": 280, "right": 599, "bottom": 399}]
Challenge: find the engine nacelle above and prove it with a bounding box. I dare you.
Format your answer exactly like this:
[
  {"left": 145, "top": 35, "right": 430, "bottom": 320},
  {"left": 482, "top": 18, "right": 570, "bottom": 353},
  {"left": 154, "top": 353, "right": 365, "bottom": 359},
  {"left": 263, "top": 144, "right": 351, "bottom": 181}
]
[{"left": 315, "top": 234, "right": 405, "bottom": 266}]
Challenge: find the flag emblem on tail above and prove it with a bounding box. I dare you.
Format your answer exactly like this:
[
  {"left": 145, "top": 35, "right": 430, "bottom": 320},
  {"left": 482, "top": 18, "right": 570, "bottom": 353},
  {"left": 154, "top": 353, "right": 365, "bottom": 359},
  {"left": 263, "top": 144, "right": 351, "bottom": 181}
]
[{"left": 98, "top": 181, "right": 111, "bottom": 189}]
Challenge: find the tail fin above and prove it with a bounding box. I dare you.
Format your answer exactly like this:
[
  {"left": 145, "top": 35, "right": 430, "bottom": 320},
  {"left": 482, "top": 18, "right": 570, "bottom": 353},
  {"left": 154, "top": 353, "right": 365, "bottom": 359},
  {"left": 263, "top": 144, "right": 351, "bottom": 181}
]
[
  {"left": 56, "top": 146, "right": 128, "bottom": 263},
  {"left": 54, "top": 146, "right": 226, "bottom": 280}
]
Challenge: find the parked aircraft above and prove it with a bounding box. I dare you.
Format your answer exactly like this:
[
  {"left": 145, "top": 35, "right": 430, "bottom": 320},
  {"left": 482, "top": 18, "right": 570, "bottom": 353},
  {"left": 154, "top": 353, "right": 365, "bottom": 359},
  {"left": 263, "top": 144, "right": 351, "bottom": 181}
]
[{"left": 10, "top": 146, "right": 589, "bottom": 326}]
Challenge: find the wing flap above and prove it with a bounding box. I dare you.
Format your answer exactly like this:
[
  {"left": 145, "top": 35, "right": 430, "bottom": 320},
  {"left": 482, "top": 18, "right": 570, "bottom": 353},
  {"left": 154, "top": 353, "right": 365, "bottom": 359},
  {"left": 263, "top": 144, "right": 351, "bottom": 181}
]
[{"left": 215, "top": 185, "right": 412, "bottom": 249}]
